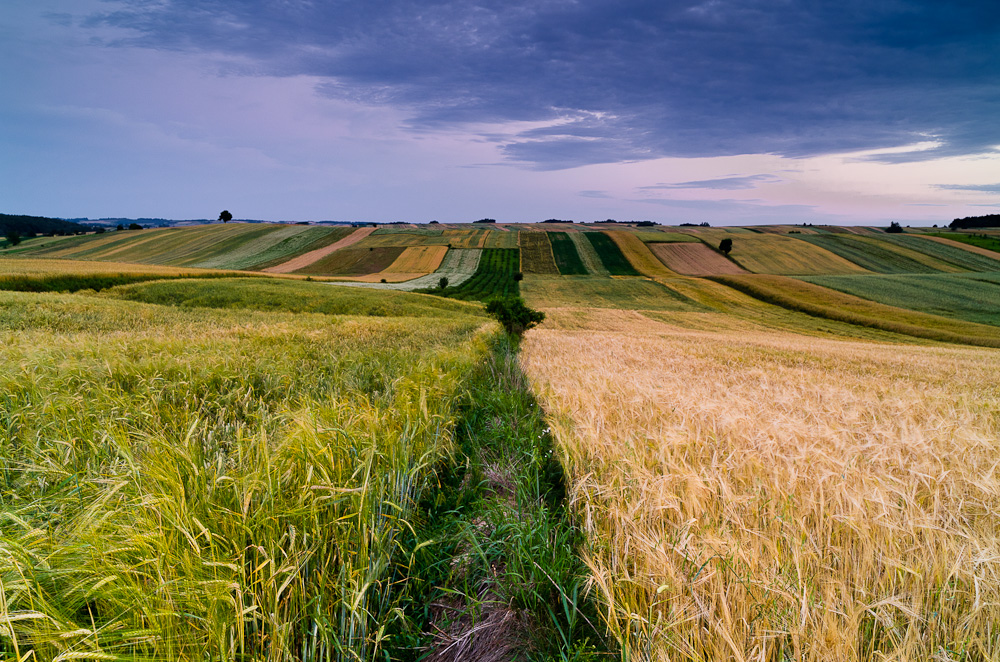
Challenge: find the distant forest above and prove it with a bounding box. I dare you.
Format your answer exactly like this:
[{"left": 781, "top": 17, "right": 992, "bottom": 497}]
[
  {"left": 950, "top": 214, "right": 1000, "bottom": 230},
  {"left": 0, "top": 213, "right": 90, "bottom": 236}
]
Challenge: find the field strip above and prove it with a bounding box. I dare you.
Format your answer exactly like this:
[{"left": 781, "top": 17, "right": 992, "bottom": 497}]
[
  {"left": 263, "top": 226, "right": 376, "bottom": 273},
  {"left": 919, "top": 234, "right": 1000, "bottom": 259},
  {"left": 605, "top": 231, "right": 675, "bottom": 277},
  {"left": 381, "top": 245, "right": 449, "bottom": 274},
  {"left": 650, "top": 242, "right": 748, "bottom": 275},
  {"left": 568, "top": 232, "right": 609, "bottom": 275},
  {"left": 329, "top": 248, "right": 483, "bottom": 290},
  {"left": 519, "top": 231, "right": 559, "bottom": 274}
]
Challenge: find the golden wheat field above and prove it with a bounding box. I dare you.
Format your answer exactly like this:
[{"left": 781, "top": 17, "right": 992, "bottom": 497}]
[{"left": 522, "top": 312, "right": 1000, "bottom": 661}]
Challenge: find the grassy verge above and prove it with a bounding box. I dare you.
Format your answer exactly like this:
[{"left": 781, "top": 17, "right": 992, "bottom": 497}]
[{"left": 401, "top": 333, "right": 607, "bottom": 661}]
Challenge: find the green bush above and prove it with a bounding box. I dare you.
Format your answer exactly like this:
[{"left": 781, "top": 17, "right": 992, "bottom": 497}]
[{"left": 485, "top": 296, "right": 545, "bottom": 336}]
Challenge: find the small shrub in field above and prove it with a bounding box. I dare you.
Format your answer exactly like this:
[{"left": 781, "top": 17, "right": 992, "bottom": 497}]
[
  {"left": 439, "top": 276, "right": 449, "bottom": 289},
  {"left": 485, "top": 296, "right": 545, "bottom": 336},
  {"left": 719, "top": 238, "right": 733, "bottom": 255},
  {"left": 513, "top": 271, "right": 524, "bottom": 282}
]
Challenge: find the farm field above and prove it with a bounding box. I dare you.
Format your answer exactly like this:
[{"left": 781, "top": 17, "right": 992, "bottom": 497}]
[
  {"left": 797, "top": 234, "right": 962, "bottom": 273},
  {"left": 928, "top": 232, "right": 1000, "bottom": 254},
  {"left": 717, "top": 235, "right": 869, "bottom": 274},
  {"left": 648, "top": 241, "right": 748, "bottom": 275},
  {"left": 879, "top": 233, "right": 1000, "bottom": 271},
  {"left": 522, "top": 314, "right": 1000, "bottom": 661},
  {"left": 0, "top": 280, "right": 490, "bottom": 660},
  {"left": 548, "top": 232, "right": 588, "bottom": 275},
  {"left": 800, "top": 273, "right": 1000, "bottom": 326},
  {"left": 519, "top": 231, "right": 559, "bottom": 274},
  {"left": 521, "top": 275, "right": 703, "bottom": 312},
  {"left": 583, "top": 232, "right": 640, "bottom": 275},
  {"left": 5, "top": 221, "right": 1000, "bottom": 661},
  {"left": 604, "top": 231, "right": 675, "bottom": 277},
  {"left": 714, "top": 273, "right": 1000, "bottom": 347},
  {"left": 429, "top": 247, "right": 520, "bottom": 301}
]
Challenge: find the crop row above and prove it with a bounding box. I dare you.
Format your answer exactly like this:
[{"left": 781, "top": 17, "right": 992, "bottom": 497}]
[
  {"left": 583, "top": 232, "right": 640, "bottom": 275},
  {"left": 424, "top": 248, "right": 520, "bottom": 301},
  {"left": 548, "top": 232, "right": 588, "bottom": 275}
]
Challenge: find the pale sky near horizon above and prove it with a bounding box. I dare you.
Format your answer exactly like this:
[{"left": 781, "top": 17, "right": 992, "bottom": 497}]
[{"left": 2, "top": 0, "right": 999, "bottom": 225}]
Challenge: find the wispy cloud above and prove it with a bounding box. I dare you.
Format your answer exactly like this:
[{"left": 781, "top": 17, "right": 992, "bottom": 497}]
[
  {"left": 640, "top": 174, "right": 781, "bottom": 191},
  {"left": 935, "top": 183, "right": 1000, "bottom": 193}
]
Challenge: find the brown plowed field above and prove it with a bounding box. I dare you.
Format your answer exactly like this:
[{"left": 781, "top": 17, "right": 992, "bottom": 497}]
[
  {"left": 650, "top": 242, "right": 748, "bottom": 276},
  {"left": 263, "top": 226, "right": 376, "bottom": 273}
]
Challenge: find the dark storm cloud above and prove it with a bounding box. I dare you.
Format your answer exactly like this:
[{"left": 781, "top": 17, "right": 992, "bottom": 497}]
[{"left": 89, "top": 0, "right": 1000, "bottom": 168}]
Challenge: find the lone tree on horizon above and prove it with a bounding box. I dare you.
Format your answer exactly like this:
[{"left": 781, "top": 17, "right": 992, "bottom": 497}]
[
  {"left": 219, "top": 210, "right": 233, "bottom": 224},
  {"left": 719, "top": 238, "right": 733, "bottom": 255}
]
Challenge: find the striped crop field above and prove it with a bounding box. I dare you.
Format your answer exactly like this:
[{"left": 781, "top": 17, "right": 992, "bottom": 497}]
[
  {"left": 429, "top": 248, "right": 520, "bottom": 301},
  {"left": 649, "top": 242, "right": 748, "bottom": 275},
  {"left": 567, "top": 232, "right": 608, "bottom": 275},
  {"left": 292, "top": 246, "right": 405, "bottom": 276},
  {"left": 522, "top": 314, "right": 1000, "bottom": 661},
  {"left": 583, "top": 232, "right": 640, "bottom": 275},
  {"left": 444, "top": 228, "right": 490, "bottom": 248},
  {"left": 519, "top": 231, "right": 559, "bottom": 274},
  {"left": 879, "top": 234, "right": 1000, "bottom": 271},
  {"left": 713, "top": 274, "right": 1000, "bottom": 347},
  {"left": 381, "top": 245, "right": 448, "bottom": 274},
  {"left": 926, "top": 232, "right": 1000, "bottom": 256},
  {"left": 354, "top": 231, "right": 448, "bottom": 248},
  {"left": 263, "top": 226, "right": 373, "bottom": 273},
  {"left": 521, "top": 275, "right": 701, "bottom": 312},
  {"left": 0, "top": 257, "right": 238, "bottom": 292},
  {"left": 605, "top": 231, "right": 675, "bottom": 277},
  {"left": 797, "top": 234, "right": 965, "bottom": 273},
  {"left": 720, "top": 235, "right": 869, "bottom": 274},
  {"left": 23, "top": 223, "right": 276, "bottom": 266},
  {"left": 484, "top": 229, "right": 520, "bottom": 248},
  {"left": 800, "top": 273, "right": 1000, "bottom": 326},
  {"left": 548, "top": 232, "right": 588, "bottom": 275}
]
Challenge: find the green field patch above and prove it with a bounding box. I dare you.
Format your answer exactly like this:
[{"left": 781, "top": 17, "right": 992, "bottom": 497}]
[
  {"left": 423, "top": 248, "right": 520, "bottom": 301},
  {"left": 101, "top": 277, "right": 485, "bottom": 318},
  {"left": 878, "top": 234, "right": 1000, "bottom": 271},
  {"left": 928, "top": 232, "right": 1000, "bottom": 254},
  {"left": 484, "top": 229, "right": 520, "bottom": 248},
  {"left": 548, "top": 232, "right": 588, "bottom": 275},
  {"left": 293, "top": 246, "right": 406, "bottom": 276},
  {"left": 633, "top": 231, "right": 700, "bottom": 243},
  {"left": 796, "top": 234, "right": 960, "bottom": 273},
  {"left": 712, "top": 274, "right": 1000, "bottom": 347},
  {"left": 522, "top": 275, "right": 703, "bottom": 311},
  {"left": 0, "top": 288, "right": 487, "bottom": 659},
  {"left": 584, "top": 232, "right": 640, "bottom": 275},
  {"left": 567, "top": 232, "right": 608, "bottom": 275},
  {"left": 799, "top": 273, "right": 1000, "bottom": 327}
]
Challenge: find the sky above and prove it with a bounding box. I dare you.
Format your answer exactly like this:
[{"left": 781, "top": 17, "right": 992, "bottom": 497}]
[{"left": 2, "top": 0, "right": 999, "bottom": 225}]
